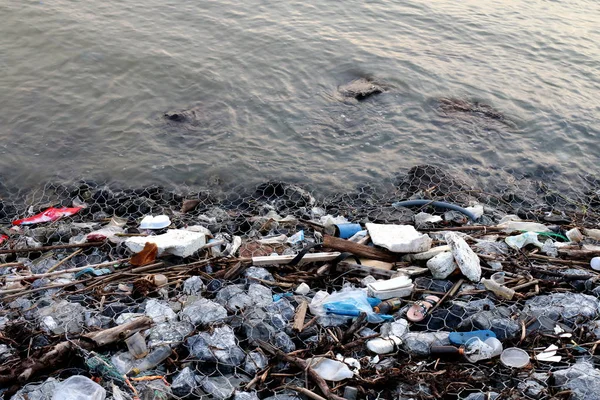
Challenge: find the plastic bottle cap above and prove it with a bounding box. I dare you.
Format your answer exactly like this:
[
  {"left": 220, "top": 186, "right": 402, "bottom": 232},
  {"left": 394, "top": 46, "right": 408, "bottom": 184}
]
[
  {"left": 591, "top": 257, "right": 600, "bottom": 271},
  {"left": 500, "top": 347, "right": 530, "bottom": 368}
]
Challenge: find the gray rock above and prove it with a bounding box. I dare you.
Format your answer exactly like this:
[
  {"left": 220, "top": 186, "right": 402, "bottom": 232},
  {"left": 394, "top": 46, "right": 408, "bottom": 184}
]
[
  {"left": 245, "top": 351, "right": 269, "bottom": 375},
  {"left": 37, "top": 300, "right": 86, "bottom": 335},
  {"left": 216, "top": 285, "right": 246, "bottom": 306},
  {"left": 171, "top": 367, "right": 201, "bottom": 398},
  {"left": 11, "top": 377, "right": 59, "bottom": 400},
  {"left": 553, "top": 361, "right": 600, "bottom": 400},
  {"left": 517, "top": 380, "right": 545, "bottom": 399},
  {"left": 227, "top": 293, "right": 254, "bottom": 311},
  {"left": 463, "top": 393, "right": 499, "bottom": 400},
  {"left": 589, "top": 320, "right": 600, "bottom": 340},
  {"left": 245, "top": 267, "right": 274, "bottom": 281},
  {"left": 145, "top": 299, "right": 177, "bottom": 324},
  {"left": 247, "top": 284, "right": 273, "bottom": 308},
  {"left": 458, "top": 306, "right": 520, "bottom": 340},
  {"left": 234, "top": 392, "right": 260, "bottom": 400},
  {"left": 338, "top": 78, "right": 385, "bottom": 100},
  {"left": 273, "top": 331, "right": 296, "bottom": 353},
  {"left": 523, "top": 293, "right": 600, "bottom": 324},
  {"left": 183, "top": 276, "right": 205, "bottom": 295},
  {"left": 187, "top": 326, "right": 245, "bottom": 366},
  {"left": 181, "top": 298, "right": 227, "bottom": 325},
  {"left": 148, "top": 321, "right": 194, "bottom": 347},
  {"left": 402, "top": 332, "right": 450, "bottom": 356},
  {"left": 244, "top": 320, "right": 277, "bottom": 344},
  {"left": 199, "top": 375, "right": 236, "bottom": 400},
  {"left": 262, "top": 395, "right": 301, "bottom": 400},
  {"left": 265, "top": 298, "right": 295, "bottom": 321}
]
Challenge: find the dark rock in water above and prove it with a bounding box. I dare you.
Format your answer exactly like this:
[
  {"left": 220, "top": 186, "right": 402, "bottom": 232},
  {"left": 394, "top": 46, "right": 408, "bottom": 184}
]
[
  {"left": 438, "top": 98, "right": 506, "bottom": 121},
  {"left": 164, "top": 108, "right": 202, "bottom": 124},
  {"left": 338, "top": 78, "right": 385, "bottom": 100}
]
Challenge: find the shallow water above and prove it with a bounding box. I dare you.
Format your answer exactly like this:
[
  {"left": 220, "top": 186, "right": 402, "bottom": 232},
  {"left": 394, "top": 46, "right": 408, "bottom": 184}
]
[{"left": 1, "top": 0, "right": 599, "bottom": 194}]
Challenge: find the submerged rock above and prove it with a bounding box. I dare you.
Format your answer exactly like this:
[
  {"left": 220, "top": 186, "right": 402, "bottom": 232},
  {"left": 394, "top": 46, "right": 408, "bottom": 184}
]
[{"left": 338, "top": 78, "right": 386, "bottom": 100}]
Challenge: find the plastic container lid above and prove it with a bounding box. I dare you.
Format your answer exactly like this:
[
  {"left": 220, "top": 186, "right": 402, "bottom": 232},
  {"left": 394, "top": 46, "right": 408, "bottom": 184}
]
[
  {"left": 139, "top": 215, "right": 171, "bottom": 230},
  {"left": 591, "top": 257, "right": 600, "bottom": 271},
  {"left": 500, "top": 347, "right": 530, "bottom": 368}
]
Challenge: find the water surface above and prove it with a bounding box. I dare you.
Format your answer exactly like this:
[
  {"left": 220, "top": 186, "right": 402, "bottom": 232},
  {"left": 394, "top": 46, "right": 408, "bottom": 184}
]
[{"left": 1, "top": 0, "right": 599, "bottom": 194}]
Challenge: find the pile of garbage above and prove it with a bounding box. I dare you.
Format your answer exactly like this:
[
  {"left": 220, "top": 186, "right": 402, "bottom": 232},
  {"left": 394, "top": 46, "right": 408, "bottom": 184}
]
[{"left": 2, "top": 166, "right": 600, "bottom": 400}]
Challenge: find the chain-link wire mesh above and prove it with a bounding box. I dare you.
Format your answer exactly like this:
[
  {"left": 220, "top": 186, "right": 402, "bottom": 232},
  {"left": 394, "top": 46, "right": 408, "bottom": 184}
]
[{"left": 1, "top": 164, "right": 600, "bottom": 399}]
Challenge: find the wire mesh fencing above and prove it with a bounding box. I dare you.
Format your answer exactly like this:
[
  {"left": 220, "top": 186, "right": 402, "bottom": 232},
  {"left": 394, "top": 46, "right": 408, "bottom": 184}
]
[{"left": 1, "top": 164, "right": 600, "bottom": 399}]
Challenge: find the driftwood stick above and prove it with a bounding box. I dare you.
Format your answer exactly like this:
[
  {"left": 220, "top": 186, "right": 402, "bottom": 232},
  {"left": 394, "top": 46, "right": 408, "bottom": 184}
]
[
  {"left": 293, "top": 301, "right": 308, "bottom": 332},
  {"left": 323, "top": 235, "right": 397, "bottom": 262}
]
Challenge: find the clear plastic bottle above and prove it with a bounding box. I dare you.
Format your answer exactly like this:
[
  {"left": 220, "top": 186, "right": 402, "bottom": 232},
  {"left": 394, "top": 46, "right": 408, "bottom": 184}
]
[
  {"left": 482, "top": 278, "right": 515, "bottom": 300},
  {"left": 125, "top": 332, "right": 149, "bottom": 359},
  {"left": 131, "top": 345, "right": 171, "bottom": 375}
]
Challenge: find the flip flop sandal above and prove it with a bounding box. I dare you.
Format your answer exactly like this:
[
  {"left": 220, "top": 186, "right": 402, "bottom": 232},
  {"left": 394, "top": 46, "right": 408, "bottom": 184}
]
[{"left": 406, "top": 295, "right": 440, "bottom": 322}]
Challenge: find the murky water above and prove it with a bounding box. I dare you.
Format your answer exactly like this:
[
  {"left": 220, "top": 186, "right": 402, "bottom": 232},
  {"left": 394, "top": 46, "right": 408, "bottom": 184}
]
[{"left": 1, "top": 0, "right": 599, "bottom": 194}]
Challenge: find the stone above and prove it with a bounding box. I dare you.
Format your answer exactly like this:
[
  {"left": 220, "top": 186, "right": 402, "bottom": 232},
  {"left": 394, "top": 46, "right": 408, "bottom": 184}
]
[
  {"left": 199, "top": 375, "right": 236, "bottom": 400},
  {"left": 517, "top": 380, "right": 545, "bottom": 399},
  {"left": 145, "top": 299, "right": 177, "bottom": 324},
  {"left": 402, "top": 332, "right": 450, "bottom": 356},
  {"left": 171, "top": 367, "right": 201, "bottom": 398},
  {"left": 11, "top": 378, "right": 59, "bottom": 400},
  {"left": 148, "top": 321, "right": 194, "bottom": 347},
  {"left": 338, "top": 78, "right": 385, "bottom": 100},
  {"left": 273, "top": 331, "right": 296, "bottom": 353},
  {"left": 234, "top": 392, "right": 260, "bottom": 400},
  {"left": 247, "top": 284, "right": 273, "bottom": 308},
  {"left": 245, "top": 351, "right": 269, "bottom": 375},
  {"left": 458, "top": 306, "right": 520, "bottom": 340},
  {"left": 37, "top": 300, "right": 86, "bottom": 335},
  {"left": 245, "top": 267, "right": 274, "bottom": 281},
  {"left": 366, "top": 223, "right": 432, "bottom": 253},
  {"left": 426, "top": 252, "right": 458, "bottom": 279},
  {"left": 186, "top": 326, "right": 245, "bottom": 366},
  {"left": 181, "top": 298, "right": 227, "bottom": 325},
  {"left": 51, "top": 375, "right": 106, "bottom": 400},
  {"left": 523, "top": 293, "right": 600, "bottom": 324},
  {"left": 183, "top": 276, "right": 205, "bottom": 295},
  {"left": 553, "top": 361, "right": 600, "bottom": 400},
  {"left": 125, "top": 229, "right": 207, "bottom": 258},
  {"left": 445, "top": 232, "right": 481, "bottom": 282}
]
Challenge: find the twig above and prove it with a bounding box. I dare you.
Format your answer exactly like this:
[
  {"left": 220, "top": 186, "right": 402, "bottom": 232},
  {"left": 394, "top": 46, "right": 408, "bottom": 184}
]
[
  {"left": 286, "top": 385, "right": 328, "bottom": 400},
  {"left": 45, "top": 249, "right": 83, "bottom": 273}
]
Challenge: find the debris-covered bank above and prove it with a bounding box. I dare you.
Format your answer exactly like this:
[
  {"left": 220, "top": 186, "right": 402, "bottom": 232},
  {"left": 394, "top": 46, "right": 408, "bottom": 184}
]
[{"left": 2, "top": 165, "right": 600, "bottom": 400}]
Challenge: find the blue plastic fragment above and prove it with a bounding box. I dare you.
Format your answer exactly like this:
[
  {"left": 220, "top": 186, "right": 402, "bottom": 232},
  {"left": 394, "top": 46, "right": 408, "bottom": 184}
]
[
  {"left": 74, "top": 267, "right": 112, "bottom": 279},
  {"left": 449, "top": 330, "right": 497, "bottom": 345},
  {"left": 273, "top": 293, "right": 294, "bottom": 302}
]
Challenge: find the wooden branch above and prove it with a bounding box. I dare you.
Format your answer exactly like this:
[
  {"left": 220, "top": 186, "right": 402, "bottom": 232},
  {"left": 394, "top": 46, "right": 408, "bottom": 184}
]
[{"left": 323, "top": 236, "right": 397, "bottom": 262}]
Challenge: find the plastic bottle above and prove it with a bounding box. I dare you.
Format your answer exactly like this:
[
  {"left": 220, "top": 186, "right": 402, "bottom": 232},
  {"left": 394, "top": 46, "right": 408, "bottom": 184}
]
[
  {"left": 366, "top": 335, "right": 402, "bottom": 354},
  {"left": 131, "top": 345, "right": 171, "bottom": 375},
  {"left": 481, "top": 278, "right": 515, "bottom": 300},
  {"left": 373, "top": 298, "right": 403, "bottom": 314},
  {"left": 125, "top": 332, "right": 148, "bottom": 359}
]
